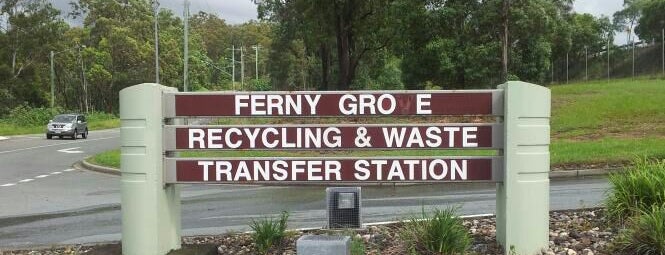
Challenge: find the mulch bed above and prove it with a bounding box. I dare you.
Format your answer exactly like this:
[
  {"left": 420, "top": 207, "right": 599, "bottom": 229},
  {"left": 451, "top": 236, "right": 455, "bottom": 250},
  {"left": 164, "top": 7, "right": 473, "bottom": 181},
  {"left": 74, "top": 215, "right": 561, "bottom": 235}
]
[{"left": 1, "top": 208, "right": 620, "bottom": 255}]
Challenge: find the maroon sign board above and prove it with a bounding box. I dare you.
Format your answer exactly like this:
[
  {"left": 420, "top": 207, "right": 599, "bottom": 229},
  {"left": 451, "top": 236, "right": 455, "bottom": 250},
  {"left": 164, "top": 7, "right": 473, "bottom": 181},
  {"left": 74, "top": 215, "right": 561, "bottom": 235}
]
[
  {"left": 162, "top": 90, "right": 504, "bottom": 184},
  {"left": 163, "top": 90, "right": 503, "bottom": 117},
  {"left": 163, "top": 124, "right": 502, "bottom": 150},
  {"left": 164, "top": 157, "right": 501, "bottom": 183}
]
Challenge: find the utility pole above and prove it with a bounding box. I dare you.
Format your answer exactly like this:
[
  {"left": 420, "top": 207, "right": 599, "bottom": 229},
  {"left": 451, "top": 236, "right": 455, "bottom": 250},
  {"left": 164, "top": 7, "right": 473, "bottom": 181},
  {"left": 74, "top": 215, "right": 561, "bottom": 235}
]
[
  {"left": 232, "top": 44, "right": 235, "bottom": 90},
  {"left": 240, "top": 45, "right": 244, "bottom": 90},
  {"left": 50, "top": 50, "right": 55, "bottom": 108},
  {"left": 183, "top": 0, "right": 189, "bottom": 92},
  {"left": 78, "top": 45, "right": 89, "bottom": 113},
  {"left": 152, "top": 0, "right": 160, "bottom": 84},
  {"left": 253, "top": 44, "right": 260, "bottom": 80},
  {"left": 662, "top": 28, "right": 664, "bottom": 77}
]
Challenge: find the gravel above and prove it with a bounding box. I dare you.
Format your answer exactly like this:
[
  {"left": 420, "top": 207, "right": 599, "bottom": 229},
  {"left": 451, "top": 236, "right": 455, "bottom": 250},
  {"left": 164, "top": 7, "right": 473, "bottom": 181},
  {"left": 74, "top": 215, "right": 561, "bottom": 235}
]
[{"left": 0, "top": 208, "right": 618, "bottom": 255}]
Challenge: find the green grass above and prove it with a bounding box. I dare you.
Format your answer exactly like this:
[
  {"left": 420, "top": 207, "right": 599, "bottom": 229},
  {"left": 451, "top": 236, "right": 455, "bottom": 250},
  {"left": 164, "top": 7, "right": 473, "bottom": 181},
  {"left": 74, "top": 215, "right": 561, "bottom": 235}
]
[
  {"left": 551, "top": 78, "right": 665, "bottom": 139},
  {"left": 0, "top": 112, "right": 120, "bottom": 136},
  {"left": 88, "top": 78, "right": 665, "bottom": 169},
  {"left": 400, "top": 207, "right": 470, "bottom": 254},
  {"left": 89, "top": 149, "right": 120, "bottom": 169}
]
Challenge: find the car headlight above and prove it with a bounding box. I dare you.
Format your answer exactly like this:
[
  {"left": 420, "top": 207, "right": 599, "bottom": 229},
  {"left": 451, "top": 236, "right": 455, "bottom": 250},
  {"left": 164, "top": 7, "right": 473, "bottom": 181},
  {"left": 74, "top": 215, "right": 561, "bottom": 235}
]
[{"left": 63, "top": 124, "right": 72, "bottom": 130}]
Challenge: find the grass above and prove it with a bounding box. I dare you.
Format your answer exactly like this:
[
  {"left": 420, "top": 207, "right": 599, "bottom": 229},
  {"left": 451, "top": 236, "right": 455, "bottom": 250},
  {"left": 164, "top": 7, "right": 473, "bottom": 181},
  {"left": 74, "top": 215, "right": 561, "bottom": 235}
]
[
  {"left": 400, "top": 207, "right": 470, "bottom": 254},
  {"left": 250, "top": 211, "right": 289, "bottom": 254},
  {"left": 605, "top": 158, "right": 665, "bottom": 223},
  {"left": 0, "top": 112, "right": 120, "bottom": 136},
  {"left": 89, "top": 149, "right": 120, "bottom": 169},
  {"left": 89, "top": 78, "right": 665, "bottom": 169},
  {"left": 614, "top": 205, "right": 665, "bottom": 254}
]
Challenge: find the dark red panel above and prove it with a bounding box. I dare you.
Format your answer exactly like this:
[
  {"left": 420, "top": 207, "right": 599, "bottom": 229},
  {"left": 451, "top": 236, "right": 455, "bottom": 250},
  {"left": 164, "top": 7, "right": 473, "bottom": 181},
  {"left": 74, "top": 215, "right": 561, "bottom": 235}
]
[
  {"left": 173, "top": 92, "right": 494, "bottom": 117},
  {"left": 171, "top": 158, "right": 493, "bottom": 183},
  {"left": 175, "top": 125, "right": 494, "bottom": 150}
]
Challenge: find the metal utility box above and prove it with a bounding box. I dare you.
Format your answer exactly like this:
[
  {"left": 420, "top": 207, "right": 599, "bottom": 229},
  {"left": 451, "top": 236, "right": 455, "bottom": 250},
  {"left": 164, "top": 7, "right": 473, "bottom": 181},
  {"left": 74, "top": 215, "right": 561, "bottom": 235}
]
[{"left": 326, "top": 187, "right": 361, "bottom": 229}]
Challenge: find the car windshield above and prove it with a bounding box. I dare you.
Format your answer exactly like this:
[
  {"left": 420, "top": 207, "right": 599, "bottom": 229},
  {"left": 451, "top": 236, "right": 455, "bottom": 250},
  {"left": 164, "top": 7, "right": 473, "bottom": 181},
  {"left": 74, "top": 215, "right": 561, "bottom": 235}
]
[{"left": 53, "top": 115, "right": 76, "bottom": 123}]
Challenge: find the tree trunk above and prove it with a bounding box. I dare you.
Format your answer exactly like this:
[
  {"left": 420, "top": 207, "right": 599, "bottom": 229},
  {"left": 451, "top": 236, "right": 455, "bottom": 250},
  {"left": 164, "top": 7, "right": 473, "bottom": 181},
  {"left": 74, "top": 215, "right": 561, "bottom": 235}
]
[
  {"left": 501, "top": 0, "right": 509, "bottom": 82},
  {"left": 320, "top": 44, "right": 330, "bottom": 90}
]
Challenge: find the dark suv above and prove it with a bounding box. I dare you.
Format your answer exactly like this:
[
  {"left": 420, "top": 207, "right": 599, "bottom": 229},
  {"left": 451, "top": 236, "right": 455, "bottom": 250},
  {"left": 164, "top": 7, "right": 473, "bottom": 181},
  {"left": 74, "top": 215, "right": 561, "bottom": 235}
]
[{"left": 46, "top": 114, "right": 88, "bottom": 140}]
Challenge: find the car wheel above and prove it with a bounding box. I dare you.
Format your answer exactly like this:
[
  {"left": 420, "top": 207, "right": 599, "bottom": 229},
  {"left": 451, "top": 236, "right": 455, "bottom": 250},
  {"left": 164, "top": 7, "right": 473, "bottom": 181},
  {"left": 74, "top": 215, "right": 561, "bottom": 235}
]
[
  {"left": 71, "top": 129, "right": 77, "bottom": 140},
  {"left": 46, "top": 134, "right": 52, "bottom": 139},
  {"left": 58, "top": 135, "right": 62, "bottom": 139},
  {"left": 82, "top": 129, "right": 88, "bottom": 139}
]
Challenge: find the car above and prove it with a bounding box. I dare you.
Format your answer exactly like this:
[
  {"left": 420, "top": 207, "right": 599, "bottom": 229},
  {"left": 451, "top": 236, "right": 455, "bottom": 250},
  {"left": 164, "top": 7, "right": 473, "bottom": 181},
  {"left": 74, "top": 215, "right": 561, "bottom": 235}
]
[{"left": 46, "top": 113, "right": 88, "bottom": 140}]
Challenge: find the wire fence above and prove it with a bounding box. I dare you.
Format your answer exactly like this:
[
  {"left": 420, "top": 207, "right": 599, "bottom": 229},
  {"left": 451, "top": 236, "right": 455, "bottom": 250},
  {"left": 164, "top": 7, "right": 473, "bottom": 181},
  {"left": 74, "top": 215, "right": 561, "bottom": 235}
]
[{"left": 551, "top": 40, "right": 665, "bottom": 84}]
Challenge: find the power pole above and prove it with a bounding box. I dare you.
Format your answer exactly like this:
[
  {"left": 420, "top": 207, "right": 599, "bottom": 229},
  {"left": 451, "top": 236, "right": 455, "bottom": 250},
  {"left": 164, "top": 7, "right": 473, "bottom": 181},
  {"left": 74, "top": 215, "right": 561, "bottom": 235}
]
[
  {"left": 152, "top": 0, "right": 160, "bottom": 84},
  {"left": 662, "top": 28, "right": 664, "bottom": 77},
  {"left": 183, "top": 0, "right": 189, "bottom": 92},
  {"left": 240, "top": 45, "right": 244, "bottom": 90},
  {"left": 78, "top": 45, "right": 89, "bottom": 113},
  {"left": 253, "top": 44, "right": 260, "bottom": 80},
  {"left": 50, "top": 50, "right": 55, "bottom": 108},
  {"left": 232, "top": 44, "right": 235, "bottom": 90}
]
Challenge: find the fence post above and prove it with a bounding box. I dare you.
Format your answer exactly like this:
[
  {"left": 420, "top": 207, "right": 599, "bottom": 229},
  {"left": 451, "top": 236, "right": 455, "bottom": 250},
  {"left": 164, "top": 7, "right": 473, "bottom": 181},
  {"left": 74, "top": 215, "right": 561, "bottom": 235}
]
[
  {"left": 120, "top": 83, "right": 181, "bottom": 255},
  {"left": 496, "top": 81, "right": 550, "bottom": 254}
]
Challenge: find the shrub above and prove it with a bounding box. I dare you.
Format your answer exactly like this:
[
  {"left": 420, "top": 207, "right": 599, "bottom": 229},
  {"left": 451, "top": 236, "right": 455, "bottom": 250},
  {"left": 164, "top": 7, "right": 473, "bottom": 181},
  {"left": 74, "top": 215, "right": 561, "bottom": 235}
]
[
  {"left": 250, "top": 211, "right": 289, "bottom": 254},
  {"left": 7, "top": 104, "right": 63, "bottom": 126},
  {"left": 605, "top": 158, "right": 665, "bottom": 223},
  {"left": 614, "top": 205, "right": 665, "bottom": 254},
  {"left": 400, "top": 207, "right": 470, "bottom": 254}
]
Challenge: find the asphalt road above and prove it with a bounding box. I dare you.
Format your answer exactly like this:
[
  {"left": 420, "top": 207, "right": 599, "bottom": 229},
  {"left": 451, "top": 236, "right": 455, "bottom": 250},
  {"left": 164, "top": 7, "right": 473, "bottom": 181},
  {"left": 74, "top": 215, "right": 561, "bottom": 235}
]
[{"left": 0, "top": 130, "right": 611, "bottom": 248}]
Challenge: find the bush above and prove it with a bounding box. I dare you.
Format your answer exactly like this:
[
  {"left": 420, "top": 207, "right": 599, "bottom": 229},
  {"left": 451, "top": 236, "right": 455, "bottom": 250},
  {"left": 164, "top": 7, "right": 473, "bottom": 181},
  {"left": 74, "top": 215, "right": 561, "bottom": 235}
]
[
  {"left": 614, "top": 205, "right": 665, "bottom": 254},
  {"left": 7, "top": 104, "right": 63, "bottom": 126},
  {"left": 400, "top": 207, "right": 470, "bottom": 254},
  {"left": 605, "top": 158, "right": 665, "bottom": 223},
  {"left": 250, "top": 211, "right": 289, "bottom": 254}
]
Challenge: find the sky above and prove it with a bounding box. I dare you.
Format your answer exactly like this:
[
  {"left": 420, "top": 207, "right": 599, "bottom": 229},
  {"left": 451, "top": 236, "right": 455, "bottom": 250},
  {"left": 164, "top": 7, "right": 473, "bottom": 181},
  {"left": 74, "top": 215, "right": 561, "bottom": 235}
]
[{"left": 48, "top": 0, "right": 631, "bottom": 44}]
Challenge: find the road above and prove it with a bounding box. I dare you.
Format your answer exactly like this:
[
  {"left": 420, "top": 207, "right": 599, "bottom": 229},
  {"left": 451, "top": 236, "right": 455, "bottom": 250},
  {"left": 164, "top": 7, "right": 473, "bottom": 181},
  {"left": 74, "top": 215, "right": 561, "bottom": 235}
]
[{"left": 0, "top": 131, "right": 610, "bottom": 248}]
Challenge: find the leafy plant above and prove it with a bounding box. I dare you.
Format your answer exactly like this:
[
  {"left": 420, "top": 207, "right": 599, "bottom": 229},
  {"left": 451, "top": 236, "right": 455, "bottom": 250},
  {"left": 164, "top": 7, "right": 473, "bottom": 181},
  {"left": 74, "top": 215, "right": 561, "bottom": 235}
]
[
  {"left": 605, "top": 158, "right": 665, "bottom": 223},
  {"left": 250, "top": 211, "right": 289, "bottom": 254},
  {"left": 350, "top": 234, "right": 366, "bottom": 255},
  {"left": 7, "top": 104, "right": 63, "bottom": 126},
  {"left": 400, "top": 207, "right": 470, "bottom": 254},
  {"left": 614, "top": 205, "right": 665, "bottom": 254}
]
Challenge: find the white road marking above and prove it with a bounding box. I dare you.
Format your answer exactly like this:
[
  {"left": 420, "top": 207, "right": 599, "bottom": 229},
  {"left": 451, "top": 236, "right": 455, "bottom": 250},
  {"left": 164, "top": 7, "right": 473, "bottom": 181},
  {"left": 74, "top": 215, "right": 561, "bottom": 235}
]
[
  {"left": 35, "top": 175, "right": 49, "bottom": 178},
  {"left": 0, "top": 136, "right": 117, "bottom": 155},
  {"left": 57, "top": 147, "right": 83, "bottom": 154},
  {"left": 18, "top": 179, "right": 34, "bottom": 183},
  {"left": 0, "top": 136, "right": 8, "bottom": 141},
  {"left": 1, "top": 183, "right": 16, "bottom": 187},
  {"left": 3, "top": 168, "right": 79, "bottom": 187},
  {"left": 64, "top": 168, "right": 76, "bottom": 172},
  {"left": 51, "top": 171, "right": 62, "bottom": 175}
]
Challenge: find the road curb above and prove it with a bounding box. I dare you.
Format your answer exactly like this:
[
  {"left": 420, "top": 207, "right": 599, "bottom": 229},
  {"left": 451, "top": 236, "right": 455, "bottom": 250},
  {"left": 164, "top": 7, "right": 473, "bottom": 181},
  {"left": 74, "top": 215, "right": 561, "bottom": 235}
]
[
  {"left": 79, "top": 159, "right": 120, "bottom": 176},
  {"left": 79, "top": 158, "right": 625, "bottom": 179}
]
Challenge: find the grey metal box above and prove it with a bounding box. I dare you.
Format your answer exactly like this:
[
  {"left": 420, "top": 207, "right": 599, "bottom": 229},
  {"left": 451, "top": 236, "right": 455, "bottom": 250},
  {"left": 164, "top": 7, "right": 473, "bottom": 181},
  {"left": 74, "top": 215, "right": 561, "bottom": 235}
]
[
  {"left": 326, "top": 187, "right": 362, "bottom": 229},
  {"left": 296, "top": 235, "right": 350, "bottom": 255}
]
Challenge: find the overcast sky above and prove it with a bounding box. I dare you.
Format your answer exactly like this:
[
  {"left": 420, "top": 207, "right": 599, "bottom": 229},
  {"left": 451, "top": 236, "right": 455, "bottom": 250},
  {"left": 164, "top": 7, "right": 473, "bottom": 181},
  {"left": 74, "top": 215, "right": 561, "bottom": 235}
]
[{"left": 49, "top": 0, "right": 631, "bottom": 44}]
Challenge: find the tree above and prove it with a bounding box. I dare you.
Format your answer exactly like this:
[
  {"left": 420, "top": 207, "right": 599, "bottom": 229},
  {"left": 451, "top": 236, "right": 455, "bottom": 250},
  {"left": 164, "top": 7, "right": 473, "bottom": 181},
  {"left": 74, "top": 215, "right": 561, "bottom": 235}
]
[{"left": 635, "top": 0, "right": 665, "bottom": 42}]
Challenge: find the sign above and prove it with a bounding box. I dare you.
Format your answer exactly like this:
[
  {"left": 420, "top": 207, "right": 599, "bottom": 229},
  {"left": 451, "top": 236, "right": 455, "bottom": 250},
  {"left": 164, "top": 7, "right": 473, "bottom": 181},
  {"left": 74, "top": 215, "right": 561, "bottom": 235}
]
[
  {"left": 164, "top": 157, "right": 501, "bottom": 183},
  {"left": 118, "top": 82, "right": 551, "bottom": 255},
  {"left": 163, "top": 91, "right": 503, "bottom": 117},
  {"left": 163, "top": 124, "right": 502, "bottom": 150}
]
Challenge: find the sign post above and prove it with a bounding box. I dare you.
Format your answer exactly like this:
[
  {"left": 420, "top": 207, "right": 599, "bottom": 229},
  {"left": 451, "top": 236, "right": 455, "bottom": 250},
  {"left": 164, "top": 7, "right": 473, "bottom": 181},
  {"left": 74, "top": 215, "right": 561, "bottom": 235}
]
[
  {"left": 119, "top": 81, "right": 549, "bottom": 255},
  {"left": 120, "top": 84, "right": 181, "bottom": 255}
]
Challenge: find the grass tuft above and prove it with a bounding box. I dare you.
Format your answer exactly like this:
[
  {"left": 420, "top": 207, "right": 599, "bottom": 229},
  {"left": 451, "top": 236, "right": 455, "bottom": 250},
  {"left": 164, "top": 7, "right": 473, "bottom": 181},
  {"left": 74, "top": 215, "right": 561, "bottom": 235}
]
[
  {"left": 400, "top": 207, "right": 470, "bottom": 254},
  {"left": 605, "top": 158, "right": 665, "bottom": 223},
  {"left": 250, "top": 211, "right": 289, "bottom": 254},
  {"left": 614, "top": 205, "right": 665, "bottom": 254}
]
